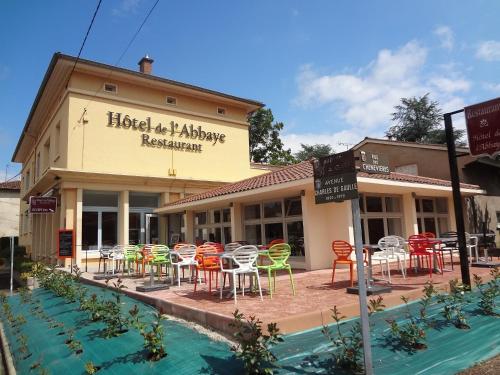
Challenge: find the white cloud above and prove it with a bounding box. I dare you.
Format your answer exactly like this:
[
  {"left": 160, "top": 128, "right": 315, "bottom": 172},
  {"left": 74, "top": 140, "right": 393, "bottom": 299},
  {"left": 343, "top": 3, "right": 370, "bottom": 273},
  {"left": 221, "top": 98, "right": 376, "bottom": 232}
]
[
  {"left": 434, "top": 26, "right": 454, "bottom": 50},
  {"left": 428, "top": 77, "right": 470, "bottom": 93},
  {"left": 296, "top": 41, "right": 429, "bottom": 129},
  {"left": 112, "top": 0, "right": 142, "bottom": 16},
  {"left": 282, "top": 130, "right": 366, "bottom": 153},
  {"left": 483, "top": 82, "right": 500, "bottom": 92},
  {"left": 476, "top": 40, "right": 500, "bottom": 61},
  {"left": 295, "top": 40, "right": 470, "bottom": 132}
]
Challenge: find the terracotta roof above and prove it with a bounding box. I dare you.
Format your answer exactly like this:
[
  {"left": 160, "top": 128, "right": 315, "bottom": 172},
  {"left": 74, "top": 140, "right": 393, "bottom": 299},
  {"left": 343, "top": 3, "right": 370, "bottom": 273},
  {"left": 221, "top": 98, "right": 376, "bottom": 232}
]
[
  {"left": 163, "top": 161, "right": 481, "bottom": 208},
  {"left": 0, "top": 180, "right": 21, "bottom": 190}
]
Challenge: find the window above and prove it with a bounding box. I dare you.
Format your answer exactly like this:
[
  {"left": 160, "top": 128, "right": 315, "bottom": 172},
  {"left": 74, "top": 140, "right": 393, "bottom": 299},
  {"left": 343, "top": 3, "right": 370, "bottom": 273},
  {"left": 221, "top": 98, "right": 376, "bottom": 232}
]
[
  {"left": 166, "top": 96, "right": 177, "bottom": 105},
  {"left": 82, "top": 191, "right": 119, "bottom": 250},
  {"left": 24, "top": 170, "right": 30, "bottom": 190},
  {"left": 43, "top": 138, "right": 50, "bottom": 171},
  {"left": 36, "top": 151, "right": 41, "bottom": 180},
  {"left": 217, "top": 107, "right": 226, "bottom": 116},
  {"left": 415, "top": 197, "right": 449, "bottom": 236},
  {"left": 54, "top": 122, "right": 61, "bottom": 160},
  {"left": 359, "top": 194, "right": 404, "bottom": 244},
  {"left": 103, "top": 83, "right": 117, "bottom": 93},
  {"left": 243, "top": 197, "right": 304, "bottom": 256},
  {"left": 194, "top": 207, "right": 232, "bottom": 244}
]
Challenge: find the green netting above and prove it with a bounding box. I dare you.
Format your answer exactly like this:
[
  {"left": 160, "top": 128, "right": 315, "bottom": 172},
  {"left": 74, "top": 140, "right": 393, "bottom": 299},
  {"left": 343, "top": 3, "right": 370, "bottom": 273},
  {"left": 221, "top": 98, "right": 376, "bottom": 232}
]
[
  {"left": 1, "top": 283, "right": 499, "bottom": 374},
  {"left": 274, "top": 292, "right": 500, "bottom": 374},
  {"left": 1, "top": 286, "right": 243, "bottom": 374}
]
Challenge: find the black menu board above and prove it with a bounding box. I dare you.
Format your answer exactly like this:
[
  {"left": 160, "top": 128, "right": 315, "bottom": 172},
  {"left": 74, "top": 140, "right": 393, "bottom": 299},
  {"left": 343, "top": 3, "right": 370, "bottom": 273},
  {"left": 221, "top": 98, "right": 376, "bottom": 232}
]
[{"left": 58, "top": 229, "right": 74, "bottom": 258}]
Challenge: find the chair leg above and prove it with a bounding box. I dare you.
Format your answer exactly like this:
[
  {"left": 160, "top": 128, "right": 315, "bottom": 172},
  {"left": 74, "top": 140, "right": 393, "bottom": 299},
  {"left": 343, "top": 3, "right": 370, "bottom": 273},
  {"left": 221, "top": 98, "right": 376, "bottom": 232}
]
[
  {"left": 386, "top": 260, "right": 391, "bottom": 284},
  {"left": 242, "top": 274, "right": 245, "bottom": 297},
  {"left": 349, "top": 263, "right": 354, "bottom": 287},
  {"left": 288, "top": 267, "right": 296, "bottom": 295},
  {"left": 331, "top": 261, "right": 337, "bottom": 284},
  {"left": 233, "top": 274, "right": 237, "bottom": 305},
  {"left": 268, "top": 269, "right": 272, "bottom": 298},
  {"left": 219, "top": 271, "right": 224, "bottom": 300},
  {"left": 194, "top": 268, "right": 198, "bottom": 292},
  {"left": 255, "top": 271, "right": 263, "bottom": 301}
]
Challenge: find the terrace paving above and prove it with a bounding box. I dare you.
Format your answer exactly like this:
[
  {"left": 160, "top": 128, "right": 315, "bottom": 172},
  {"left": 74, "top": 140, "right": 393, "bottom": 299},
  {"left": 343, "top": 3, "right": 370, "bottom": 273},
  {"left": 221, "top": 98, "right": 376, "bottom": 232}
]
[{"left": 80, "top": 259, "right": 495, "bottom": 336}]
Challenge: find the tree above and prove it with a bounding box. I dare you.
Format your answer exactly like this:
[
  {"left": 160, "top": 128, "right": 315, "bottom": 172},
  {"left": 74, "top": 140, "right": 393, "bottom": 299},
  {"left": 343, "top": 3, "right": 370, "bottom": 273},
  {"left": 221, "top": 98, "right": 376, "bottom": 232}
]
[
  {"left": 248, "top": 108, "right": 295, "bottom": 165},
  {"left": 386, "top": 94, "right": 465, "bottom": 145},
  {"left": 294, "top": 143, "right": 334, "bottom": 161}
]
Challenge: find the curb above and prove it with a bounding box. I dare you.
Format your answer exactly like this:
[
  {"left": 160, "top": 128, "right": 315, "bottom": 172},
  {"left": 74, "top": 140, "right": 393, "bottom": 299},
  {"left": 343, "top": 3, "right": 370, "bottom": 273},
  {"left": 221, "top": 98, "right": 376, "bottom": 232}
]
[{"left": 0, "top": 319, "right": 16, "bottom": 375}]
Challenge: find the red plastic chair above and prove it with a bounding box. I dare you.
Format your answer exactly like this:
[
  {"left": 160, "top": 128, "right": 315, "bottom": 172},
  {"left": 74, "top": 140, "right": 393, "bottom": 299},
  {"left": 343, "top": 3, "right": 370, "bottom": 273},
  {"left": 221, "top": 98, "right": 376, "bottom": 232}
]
[
  {"left": 408, "top": 235, "right": 443, "bottom": 278},
  {"left": 268, "top": 239, "right": 285, "bottom": 248},
  {"left": 193, "top": 244, "right": 221, "bottom": 293},
  {"left": 331, "top": 240, "right": 355, "bottom": 287},
  {"left": 420, "top": 232, "right": 436, "bottom": 239}
]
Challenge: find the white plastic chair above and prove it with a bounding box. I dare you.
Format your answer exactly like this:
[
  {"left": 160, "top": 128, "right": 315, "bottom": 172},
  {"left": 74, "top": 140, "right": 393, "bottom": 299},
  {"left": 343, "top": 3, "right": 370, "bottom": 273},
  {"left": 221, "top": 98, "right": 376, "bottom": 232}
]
[
  {"left": 171, "top": 244, "right": 197, "bottom": 286},
  {"left": 466, "top": 233, "right": 479, "bottom": 264},
  {"left": 109, "top": 245, "right": 124, "bottom": 275},
  {"left": 387, "top": 235, "right": 408, "bottom": 278},
  {"left": 219, "top": 245, "right": 263, "bottom": 304},
  {"left": 224, "top": 242, "right": 242, "bottom": 253},
  {"left": 372, "top": 238, "right": 396, "bottom": 283}
]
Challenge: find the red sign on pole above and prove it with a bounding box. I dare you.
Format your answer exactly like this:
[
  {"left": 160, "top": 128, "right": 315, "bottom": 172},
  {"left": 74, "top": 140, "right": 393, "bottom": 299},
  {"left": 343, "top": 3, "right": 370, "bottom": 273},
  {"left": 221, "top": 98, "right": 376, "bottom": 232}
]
[
  {"left": 29, "top": 196, "right": 57, "bottom": 214},
  {"left": 465, "top": 97, "right": 500, "bottom": 157}
]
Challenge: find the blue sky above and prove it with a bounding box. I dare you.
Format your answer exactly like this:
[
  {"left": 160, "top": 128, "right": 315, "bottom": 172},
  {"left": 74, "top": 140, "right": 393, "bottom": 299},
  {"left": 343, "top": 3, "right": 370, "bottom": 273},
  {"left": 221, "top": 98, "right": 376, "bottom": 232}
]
[{"left": 2, "top": 0, "right": 500, "bottom": 180}]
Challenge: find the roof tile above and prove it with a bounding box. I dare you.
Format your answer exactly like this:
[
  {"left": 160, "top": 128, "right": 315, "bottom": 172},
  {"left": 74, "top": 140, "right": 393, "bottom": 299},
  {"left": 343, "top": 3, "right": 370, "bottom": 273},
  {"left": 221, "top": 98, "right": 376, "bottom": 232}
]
[{"left": 164, "top": 161, "right": 481, "bottom": 208}]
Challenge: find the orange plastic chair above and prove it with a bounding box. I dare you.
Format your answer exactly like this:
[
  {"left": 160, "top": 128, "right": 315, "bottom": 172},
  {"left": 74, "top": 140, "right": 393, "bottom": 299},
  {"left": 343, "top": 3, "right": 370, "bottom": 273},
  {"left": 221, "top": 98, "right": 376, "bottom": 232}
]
[
  {"left": 194, "top": 244, "right": 221, "bottom": 293},
  {"left": 135, "top": 244, "right": 155, "bottom": 277},
  {"left": 268, "top": 239, "right": 285, "bottom": 248},
  {"left": 331, "top": 240, "right": 355, "bottom": 287}
]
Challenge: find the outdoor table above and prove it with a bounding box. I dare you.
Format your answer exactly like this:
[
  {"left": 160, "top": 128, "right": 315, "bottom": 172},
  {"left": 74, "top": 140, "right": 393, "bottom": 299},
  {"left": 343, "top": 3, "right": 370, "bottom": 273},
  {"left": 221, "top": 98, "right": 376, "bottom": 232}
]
[{"left": 346, "top": 245, "right": 391, "bottom": 295}]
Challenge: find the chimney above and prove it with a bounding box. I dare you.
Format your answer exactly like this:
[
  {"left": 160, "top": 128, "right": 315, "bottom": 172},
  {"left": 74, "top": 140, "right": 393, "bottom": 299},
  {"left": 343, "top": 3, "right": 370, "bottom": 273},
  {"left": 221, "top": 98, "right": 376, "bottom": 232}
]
[{"left": 138, "top": 54, "right": 154, "bottom": 74}]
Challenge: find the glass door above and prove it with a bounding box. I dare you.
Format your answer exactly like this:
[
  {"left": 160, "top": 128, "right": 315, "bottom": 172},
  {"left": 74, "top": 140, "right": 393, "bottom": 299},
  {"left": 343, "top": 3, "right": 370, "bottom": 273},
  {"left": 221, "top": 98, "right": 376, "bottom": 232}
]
[
  {"left": 146, "top": 214, "right": 159, "bottom": 244},
  {"left": 129, "top": 212, "right": 142, "bottom": 245}
]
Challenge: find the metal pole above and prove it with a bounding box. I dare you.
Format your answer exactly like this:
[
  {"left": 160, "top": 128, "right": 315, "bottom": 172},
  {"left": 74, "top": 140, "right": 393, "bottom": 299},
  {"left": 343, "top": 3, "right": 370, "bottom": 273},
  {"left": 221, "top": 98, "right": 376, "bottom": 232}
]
[
  {"left": 9, "top": 236, "right": 14, "bottom": 295},
  {"left": 351, "top": 199, "right": 373, "bottom": 375},
  {"left": 444, "top": 112, "right": 471, "bottom": 287}
]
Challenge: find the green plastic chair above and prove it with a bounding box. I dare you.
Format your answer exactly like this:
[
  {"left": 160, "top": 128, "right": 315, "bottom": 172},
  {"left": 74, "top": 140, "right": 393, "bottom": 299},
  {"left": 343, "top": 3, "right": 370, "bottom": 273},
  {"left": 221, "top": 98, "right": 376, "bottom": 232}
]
[
  {"left": 149, "top": 245, "right": 172, "bottom": 281},
  {"left": 257, "top": 243, "right": 295, "bottom": 298},
  {"left": 123, "top": 245, "right": 140, "bottom": 275}
]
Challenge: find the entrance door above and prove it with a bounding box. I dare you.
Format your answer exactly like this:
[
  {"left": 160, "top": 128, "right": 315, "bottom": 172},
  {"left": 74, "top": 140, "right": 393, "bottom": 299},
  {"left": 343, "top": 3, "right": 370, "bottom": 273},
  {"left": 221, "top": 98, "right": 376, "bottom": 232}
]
[
  {"left": 146, "top": 214, "right": 159, "bottom": 244},
  {"left": 129, "top": 212, "right": 142, "bottom": 245}
]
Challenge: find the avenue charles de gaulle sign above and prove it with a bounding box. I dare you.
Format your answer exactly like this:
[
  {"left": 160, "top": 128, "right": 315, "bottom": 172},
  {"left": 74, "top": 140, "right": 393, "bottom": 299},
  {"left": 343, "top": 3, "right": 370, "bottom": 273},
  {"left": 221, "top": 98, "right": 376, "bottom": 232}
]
[{"left": 313, "top": 150, "right": 359, "bottom": 204}]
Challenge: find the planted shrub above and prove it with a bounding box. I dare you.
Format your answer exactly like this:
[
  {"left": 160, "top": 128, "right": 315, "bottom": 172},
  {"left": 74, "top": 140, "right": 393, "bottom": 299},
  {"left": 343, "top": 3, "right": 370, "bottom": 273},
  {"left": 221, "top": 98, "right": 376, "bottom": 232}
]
[
  {"left": 230, "top": 309, "right": 283, "bottom": 375},
  {"left": 473, "top": 268, "right": 499, "bottom": 316},
  {"left": 419, "top": 282, "right": 438, "bottom": 325},
  {"left": 437, "top": 279, "right": 470, "bottom": 329},
  {"left": 85, "top": 361, "right": 100, "bottom": 374},
  {"left": 321, "top": 297, "right": 384, "bottom": 373},
  {"left": 386, "top": 296, "right": 427, "bottom": 351},
  {"left": 128, "top": 304, "right": 146, "bottom": 331},
  {"left": 81, "top": 294, "right": 106, "bottom": 322},
  {"left": 19, "top": 287, "right": 32, "bottom": 304},
  {"left": 102, "top": 278, "right": 129, "bottom": 338},
  {"left": 141, "top": 311, "right": 167, "bottom": 361},
  {"left": 65, "top": 329, "right": 83, "bottom": 355}
]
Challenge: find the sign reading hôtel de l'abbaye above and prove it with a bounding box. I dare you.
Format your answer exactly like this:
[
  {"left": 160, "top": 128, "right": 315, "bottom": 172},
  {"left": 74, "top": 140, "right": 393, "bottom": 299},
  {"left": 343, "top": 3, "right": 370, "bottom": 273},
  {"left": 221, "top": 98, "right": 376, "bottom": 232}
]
[
  {"left": 465, "top": 97, "right": 500, "bottom": 158},
  {"left": 107, "top": 112, "right": 227, "bottom": 153}
]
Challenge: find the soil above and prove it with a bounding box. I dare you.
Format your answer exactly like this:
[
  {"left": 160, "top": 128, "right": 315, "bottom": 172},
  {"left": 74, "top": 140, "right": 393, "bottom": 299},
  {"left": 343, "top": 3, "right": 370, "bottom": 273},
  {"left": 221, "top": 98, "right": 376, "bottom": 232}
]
[{"left": 458, "top": 354, "right": 500, "bottom": 375}]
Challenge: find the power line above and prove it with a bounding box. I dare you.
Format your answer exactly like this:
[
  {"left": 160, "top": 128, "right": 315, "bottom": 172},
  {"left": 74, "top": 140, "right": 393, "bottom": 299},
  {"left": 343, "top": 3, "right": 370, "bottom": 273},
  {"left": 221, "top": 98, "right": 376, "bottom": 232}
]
[
  {"left": 65, "top": 0, "right": 103, "bottom": 89},
  {"left": 78, "top": 0, "right": 161, "bottom": 120}
]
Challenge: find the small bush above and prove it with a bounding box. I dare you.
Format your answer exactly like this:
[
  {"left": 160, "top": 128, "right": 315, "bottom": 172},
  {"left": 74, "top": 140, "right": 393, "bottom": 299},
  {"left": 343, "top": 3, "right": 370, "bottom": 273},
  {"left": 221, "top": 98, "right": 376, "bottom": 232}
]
[
  {"left": 141, "top": 312, "right": 167, "bottom": 361},
  {"left": 230, "top": 309, "right": 283, "bottom": 374},
  {"left": 386, "top": 296, "right": 427, "bottom": 351}
]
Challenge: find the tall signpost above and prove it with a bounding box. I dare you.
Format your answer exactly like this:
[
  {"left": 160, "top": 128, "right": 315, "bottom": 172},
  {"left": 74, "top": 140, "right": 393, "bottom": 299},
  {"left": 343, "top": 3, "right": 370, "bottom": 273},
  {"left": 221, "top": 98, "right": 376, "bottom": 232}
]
[
  {"left": 444, "top": 97, "right": 500, "bottom": 286},
  {"left": 312, "top": 150, "right": 373, "bottom": 375}
]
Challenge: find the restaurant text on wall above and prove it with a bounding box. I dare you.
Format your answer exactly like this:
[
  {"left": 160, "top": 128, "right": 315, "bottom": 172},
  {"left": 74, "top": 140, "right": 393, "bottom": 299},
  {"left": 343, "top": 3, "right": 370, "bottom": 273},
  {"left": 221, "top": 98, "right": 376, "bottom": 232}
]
[{"left": 106, "top": 112, "right": 227, "bottom": 153}]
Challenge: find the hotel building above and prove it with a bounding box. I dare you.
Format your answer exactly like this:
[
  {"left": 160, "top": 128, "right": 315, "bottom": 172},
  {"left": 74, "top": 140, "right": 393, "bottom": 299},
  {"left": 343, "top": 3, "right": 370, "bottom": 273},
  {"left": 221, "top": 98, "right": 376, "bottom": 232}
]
[{"left": 14, "top": 53, "right": 484, "bottom": 270}]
